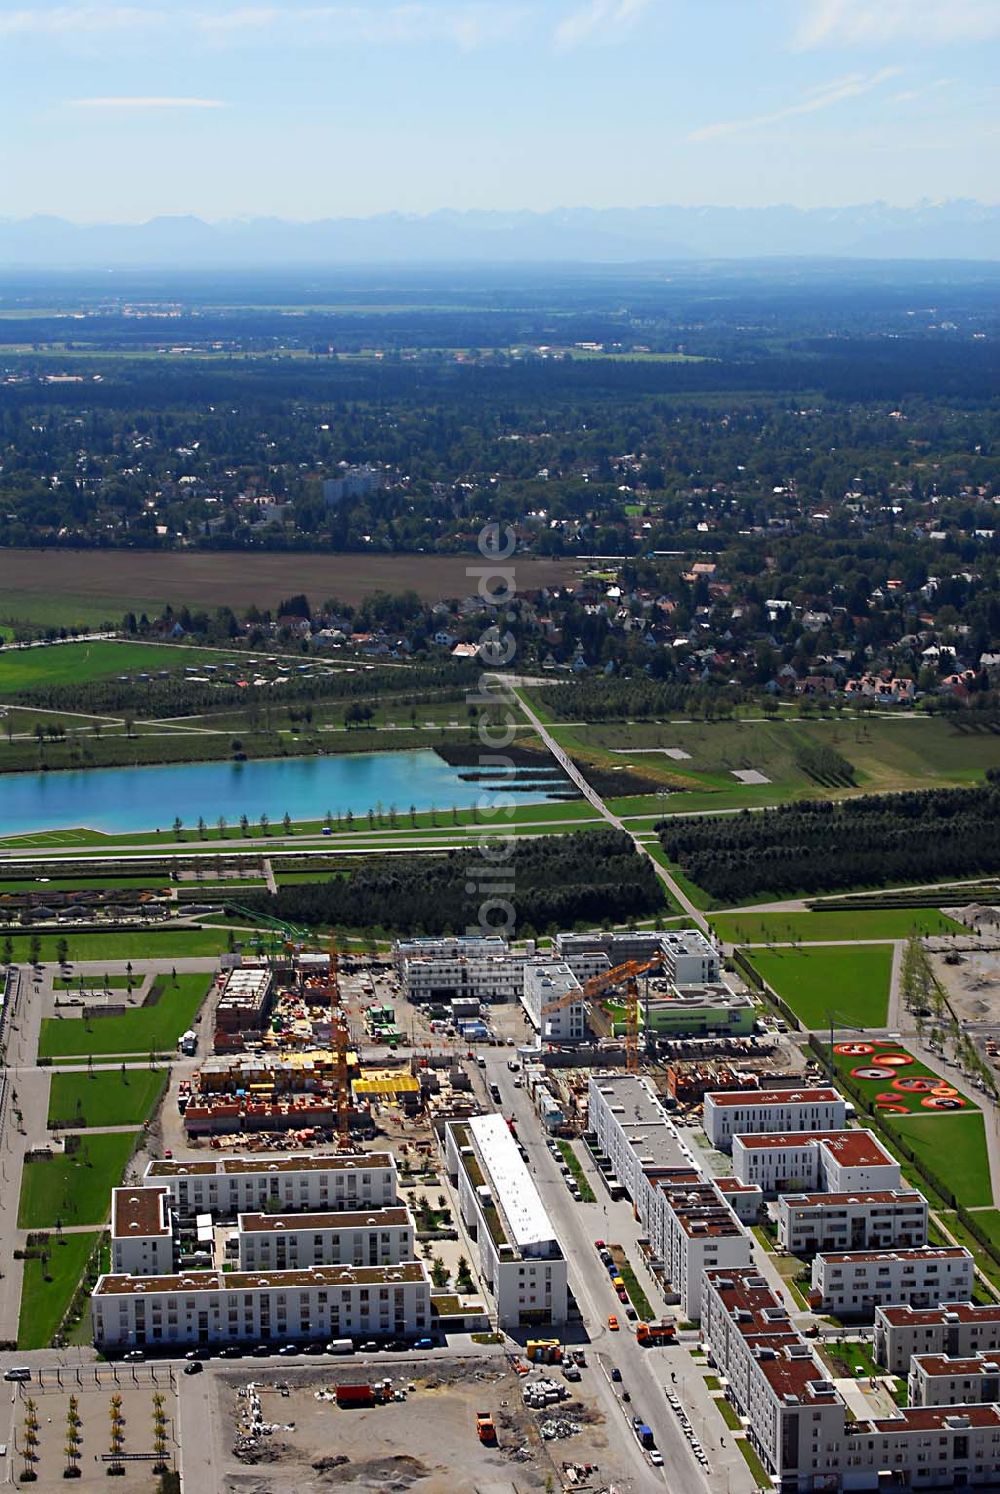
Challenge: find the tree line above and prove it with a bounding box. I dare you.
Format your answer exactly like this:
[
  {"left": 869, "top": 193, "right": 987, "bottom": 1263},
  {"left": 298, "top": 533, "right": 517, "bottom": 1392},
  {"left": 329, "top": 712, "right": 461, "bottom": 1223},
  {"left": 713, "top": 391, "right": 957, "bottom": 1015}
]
[
  {"left": 234, "top": 829, "right": 664, "bottom": 936},
  {"left": 657, "top": 784, "right": 1000, "bottom": 901}
]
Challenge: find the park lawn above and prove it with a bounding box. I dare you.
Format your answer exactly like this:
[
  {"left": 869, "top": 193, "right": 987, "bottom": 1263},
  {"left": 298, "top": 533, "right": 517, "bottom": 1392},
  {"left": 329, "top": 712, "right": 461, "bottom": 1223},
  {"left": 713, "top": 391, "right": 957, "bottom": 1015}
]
[
  {"left": 53, "top": 975, "right": 134, "bottom": 990},
  {"left": 0, "top": 876, "right": 167, "bottom": 893},
  {"left": 18, "top": 1132, "right": 139, "bottom": 1228},
  {"left": 48, "top": 1068, "right": 168, "bottom": 1128},
  {"left": 0, "top": 927, "right": 230, "bottom": 963},
  {"left": 937, "top": 1212, "right": 1000, "bottom": 1297},
  {"left": 886, "top": 1112, "right": 995, "bottom": 1209},
  {"left": 828, "top": 1044, "right": 972, "bottom": 1116},
  {"left": 38, "top": 972, "right": 211, "bottom": 1057},
  {"left": 747, "top": 944, "right": 893, "bottom": 1029},
  {"left": 713, "top": 908, "right": 964, "bottom": 944},
  {"left": 0, "top": 640, "right": 239, "bottom": 697},
  {"left": 17, "top": 1230, "right": 101, "bottom": 1350}
]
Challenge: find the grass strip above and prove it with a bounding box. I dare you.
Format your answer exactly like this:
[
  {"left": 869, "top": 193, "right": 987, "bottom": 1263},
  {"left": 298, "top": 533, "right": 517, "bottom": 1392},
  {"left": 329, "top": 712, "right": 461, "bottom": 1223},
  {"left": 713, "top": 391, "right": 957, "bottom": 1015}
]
[{"left": 555, "top": 1139, "right": 596, "bottom": 1203}]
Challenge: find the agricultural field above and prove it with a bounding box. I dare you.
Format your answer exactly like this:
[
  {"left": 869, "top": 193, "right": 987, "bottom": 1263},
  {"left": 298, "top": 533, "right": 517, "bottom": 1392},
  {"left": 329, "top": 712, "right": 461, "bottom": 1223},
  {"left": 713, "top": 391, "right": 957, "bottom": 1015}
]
[
  {"left": 829, "top": 1042, "right": 975, "bottom": 1116},
  {"left": 746, "top": 944, "right": 893, "bottom": 1029},
  {"left": 713, "top": 908, "right": 964, "bottom": 944},
  {"left": 888, "top": 1112, "right": 995, "bottom": 1209},
  {"left": 48, "top": 1068, "right": 168, "bottom": 1129},
  {"left": 37, "top": 972, "right": 212, "bottom": 1057},
  {"left": 0, "top": 640, "right": 240, "bottom": 696},
  {"left": 18, "top": 1132, "right": 139, "bottom": 1228},
  {"left": 17, "top": 1230, "right": 101, "bottom": 1350},
  {"left": 0, "top": 548, "right": 582, "bottom": 621}
]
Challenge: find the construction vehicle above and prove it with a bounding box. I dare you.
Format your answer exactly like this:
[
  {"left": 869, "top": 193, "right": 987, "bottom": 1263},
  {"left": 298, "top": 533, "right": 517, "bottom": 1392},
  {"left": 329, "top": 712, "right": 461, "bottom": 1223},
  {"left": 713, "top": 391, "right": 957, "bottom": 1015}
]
[
  {"left": 476, "top": 1410, "right": 498, "bottom": 1444},
  {"left": 582, "top": 955, "right": 665, "bottom": 1074},
  {"left": 636, "top": 1319, "right": 677, "bottom": 1346}
]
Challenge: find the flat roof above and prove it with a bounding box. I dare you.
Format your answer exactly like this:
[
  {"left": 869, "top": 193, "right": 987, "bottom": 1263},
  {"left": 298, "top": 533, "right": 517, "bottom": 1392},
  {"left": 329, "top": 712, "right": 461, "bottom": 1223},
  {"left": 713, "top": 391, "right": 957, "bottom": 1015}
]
[
  {"left": 782, "top": 1190, "right": 924, "bottom": 1208},
  {"left": 146, "top": 1151, "right": 393, "bottom": 1178},
  {"left": 819, "top": 1247, "right": 970, "bottom": 1266},
  {"left": 877, "top": 1302, "right": 1000, "bottom": 1328},
  {"left": 865, "top": 1405, "right": 1000, "bottom": 1434},
  {"left": 661, "top": 1182, "right": 744, "bottom": 1239},
  {"left": 238, "top": 1207, "right": 411, "bottom": 1234},
  {"left": 468, "top": 1113, "right": 557, "bottom": 1251},
  {"left": 95, "top": 1261, "right": 428, "bottom": 1297},
  {"left": 911, "top": 1354, "right": 1000, "bottom": 1377},
  {"left": 735, "top": 1130, "right": 895, "bottom": 1167},
  {"left": 112, "top": 1186, "right": 170, "bottom": 1240},
  {"left": 707, "top": 1087, "right": 841, "bottom": 1108},
  {"left": 715, "top": 1177, "right": 763, "bottom": 1194},
  {"left": 757, "top": 1345, "right": 838, "bottom": 1403}
]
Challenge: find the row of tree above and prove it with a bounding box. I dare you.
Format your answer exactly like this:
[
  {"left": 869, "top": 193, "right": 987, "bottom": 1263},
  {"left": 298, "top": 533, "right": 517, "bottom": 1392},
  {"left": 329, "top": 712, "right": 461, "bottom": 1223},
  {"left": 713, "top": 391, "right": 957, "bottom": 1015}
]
[{"left": 658, "top": 784, "right": 1000, "bottom": 900}]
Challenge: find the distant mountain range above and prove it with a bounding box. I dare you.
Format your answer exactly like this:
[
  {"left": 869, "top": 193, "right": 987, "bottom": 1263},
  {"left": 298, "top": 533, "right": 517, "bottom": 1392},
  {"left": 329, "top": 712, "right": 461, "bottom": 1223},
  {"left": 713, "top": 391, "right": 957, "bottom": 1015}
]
[{"left": 1, "top": 201, "right": 998, "bottom": 266}]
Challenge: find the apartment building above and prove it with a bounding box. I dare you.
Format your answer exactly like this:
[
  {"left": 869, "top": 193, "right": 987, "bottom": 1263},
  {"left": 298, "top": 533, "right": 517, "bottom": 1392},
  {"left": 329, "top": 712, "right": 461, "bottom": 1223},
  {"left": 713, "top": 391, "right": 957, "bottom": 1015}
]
[
  {"left": 731, "top": 1129, "right": 901, "bottom": 1194},
  {"left": 92, "top": 1261, "right": 431, "bottom": 1351},
  {"left": 777, "top": 1190, "right": 928, "bottom": 1255},
  {"left": 651, "top": 1177, "right": 752, "bottom": 1318},
  {"left": 393, "top": 935, "right": 526, "bottom": 1004},
  {"left": 111, "top": 1187, "right": 174, "bottom": 1277},
  {"left": 521, "top": 963, "right": 586, "bottom": 1043},
  {"left": 712, "top": 1175, "right": 764, "bottom": 1225},
  {"left": 588, "top": 1073, "right": 696, "bottom": 1212},
  {"left": 809, "top": 1247, "right": 975, "bottom": 1319},
  {"left": 554, "top": 927, "right": 719, "bottom": 986},
  {"left": 703, "top": 1087, "right": 847, "bottom": 1150},
  {"left": 143, "top": 1152, "right": 398, "bottom": 1219},
  {"left": 445, "top": 1113, "right": 567, "bottom": 1328},
  {"left": 214, "top": 966, "right": 274, "bottom": 1035},
  {"left": 237, "top": 1206, "right": 415, "bottom": 1272},
  {"left": 875, "top": 1303, "right": 1000, "bottom": 1375},
  {"left": 908, "top": 1353, "right": 1000, "bottom": 1408}
]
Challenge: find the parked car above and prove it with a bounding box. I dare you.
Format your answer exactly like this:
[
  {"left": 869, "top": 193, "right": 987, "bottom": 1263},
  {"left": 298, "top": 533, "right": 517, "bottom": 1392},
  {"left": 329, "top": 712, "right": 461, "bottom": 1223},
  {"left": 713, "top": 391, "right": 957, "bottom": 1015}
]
[
  {"left": 183, "top": 1361, "right": 203, "bottom": 1376},
  {"left": 611, "top": 1367, "right": 622, "bottom": 1382},
  {"left": 123, "top": 1351, "right": 145, "bottom": 1363},
  {"left": 607, "top": 1315, "right": 619, "bottom": 1331}
]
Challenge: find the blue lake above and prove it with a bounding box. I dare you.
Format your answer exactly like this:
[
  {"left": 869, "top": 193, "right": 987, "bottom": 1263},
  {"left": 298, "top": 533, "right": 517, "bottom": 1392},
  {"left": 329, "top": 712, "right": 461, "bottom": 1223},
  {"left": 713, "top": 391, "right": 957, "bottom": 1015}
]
[{"left": 0, "top": 751, "right": 564, "bottom": 836}]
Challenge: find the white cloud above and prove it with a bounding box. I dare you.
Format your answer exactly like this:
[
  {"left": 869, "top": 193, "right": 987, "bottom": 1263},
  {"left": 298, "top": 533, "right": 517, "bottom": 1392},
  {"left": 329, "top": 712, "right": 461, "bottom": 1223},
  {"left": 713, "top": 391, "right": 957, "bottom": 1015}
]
[
  {"left": 71, "top": 95, "right": 226, "bottom": 108},
  {"left": 553, "top": 0, "right": 650, "bottom": 50},
  {"left": 794, "top": 0, "right": 1000, "bottom": 49},
  {"left": 890, "top": 78, "right": 953, "bottom": 105},
  {"left": 689, "top": 67, "right": 901, "bottom": 142},
  {"left": 0, "top": 4, "right": 525, "bottom": 48}
]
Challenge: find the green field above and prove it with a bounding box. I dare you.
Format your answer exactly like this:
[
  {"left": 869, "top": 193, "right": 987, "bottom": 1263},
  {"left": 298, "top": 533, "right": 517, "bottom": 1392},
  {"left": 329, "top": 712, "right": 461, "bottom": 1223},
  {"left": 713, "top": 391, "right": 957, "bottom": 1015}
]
[
  {"left": 53, "top": 974, "right": 134, "bottom": 991},
  {"left": 747, "top": 944, "right": 893, "bottom": 1029},
  {"left": 715, "top": 908, "right": 964, "bottom": 944},
  {"left": 38, "top": 972, "right": 211, "bottom": 1057},
  {"left": 48, "top": 1068, "right": 168, "bottom": 1128},
  {"left": 0, "top": 927, "right": 230, "bottom": 962},
  {"left": 828, "top": 1043, "right": 972, "bottom": 1115},
  {"left": 18, "top": 1132, "right": 139, "bottom": 1227},
  {"left": 17, "top": 1231, "right": 101, "bottom": 1350},
  {"left": 539, "top": 712, "right": 1000, "bottom": 813},
  {"left": 0, "top": 640, "right": 240, "bottom": 696},
  {"left": 887, "top": 1112, "right": 995, "bottom": 1209}
]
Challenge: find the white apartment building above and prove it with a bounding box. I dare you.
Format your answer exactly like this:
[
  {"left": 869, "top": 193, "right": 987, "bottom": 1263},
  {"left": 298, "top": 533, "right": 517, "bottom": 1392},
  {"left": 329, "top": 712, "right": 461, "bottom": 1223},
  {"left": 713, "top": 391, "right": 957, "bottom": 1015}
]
[
  {"left": 875, "top": 1303, "right": 1000, "bottom": 1375},
  {"left": 650, "top": 1177, "right": 751, "bottom": 1318},
  {"left": 908, "top": 1353, "right": 1000, "bottom": 1408},
  {"left": 394, "top": 936, "right": 526, "bottom": 1004},
  {"left": 809, "top": 1247, "right": 975, "bottom": 1319},
  {"left": 143, "top": 1152, "right": 398, "bottom": 1219},
  {"left": 521, "top": 963, "right": 586, "bottom": 1043},
  {"left": 322, "top": 465, "right": 385, "bottom": 504},
  {"left": 703, "top": 1268, "right": 1000, "bottom": 1492},
  {"left": 554, "top": 928, "right": 719, "bottom": 986},
  {"left": 237, "top": 1206, "right": 415, "bottom": 1272},
  {"left": 111, "top": 1187, "right": 174, "bottom": 1277},
  {"left": 445, "top": 1114, "right": 567, "bottom": 1329},
  {"left": 713, "top": 1176, "right": 764, "bottom": 1225},
  {"left": 588, "top": 1073, "right": 698, "bottom": 1214},
  {"left": 731, "top": 1129, "right": 901, "bottom": 1194},
  {"left": 703, "top": 1087, "right": 847, "bottom": 1150},
  {"left": 92, "top": 1261, "right": 431, "bottom": 1351},
  {"left": 777, "top": 1190, "right": 928, "bottom": 1255}
]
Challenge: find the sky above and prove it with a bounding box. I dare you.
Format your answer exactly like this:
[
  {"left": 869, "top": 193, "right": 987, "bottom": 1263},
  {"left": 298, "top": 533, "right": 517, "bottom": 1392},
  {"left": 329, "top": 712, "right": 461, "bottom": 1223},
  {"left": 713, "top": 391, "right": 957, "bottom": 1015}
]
[{"left": 0, "top": 0, "right": 996, "bottom": 221}]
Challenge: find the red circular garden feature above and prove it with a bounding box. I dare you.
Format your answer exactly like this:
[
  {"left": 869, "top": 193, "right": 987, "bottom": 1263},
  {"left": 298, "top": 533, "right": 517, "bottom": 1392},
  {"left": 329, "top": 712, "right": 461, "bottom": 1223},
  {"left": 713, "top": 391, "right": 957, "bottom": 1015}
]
[
  {"left": 872, "top": 1053, "right": 913, "bottom": 1067},
  {"left": 875, "top": 1101, "right": 909, "bottom": 1114},
  {"left": 891, "top": 1076, "right": 938, "bottom": 1093},
  {"left": 835, "top": 1042, "right": 875, "bottom": 1056},
  {"left": 851, "top": 1066, "right": 896, "bottom": 1081},
  {"left": 921, "top": 1095, "right": 967, "bottom": 1109},
  {"left": 875, "top": 1092, "right": 904, "bottom": 1103},
  {"left": 931, "top": 1085, "right": 959, "bottom": 1098}
]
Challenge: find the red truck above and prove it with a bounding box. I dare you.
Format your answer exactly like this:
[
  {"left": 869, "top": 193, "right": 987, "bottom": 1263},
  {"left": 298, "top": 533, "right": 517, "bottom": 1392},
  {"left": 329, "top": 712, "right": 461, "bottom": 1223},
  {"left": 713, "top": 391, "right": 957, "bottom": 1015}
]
[{"left": 336, "top": 1383, "right": 375, "bottom": 1408}]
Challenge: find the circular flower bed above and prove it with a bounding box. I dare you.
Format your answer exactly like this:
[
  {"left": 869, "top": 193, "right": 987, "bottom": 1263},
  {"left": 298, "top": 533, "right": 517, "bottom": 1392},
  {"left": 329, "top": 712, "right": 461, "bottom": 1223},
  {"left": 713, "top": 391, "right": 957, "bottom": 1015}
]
[
  {"left": 871, "top": 1053, "right": 912, "bottom": 1067},
  {"left": 891, "top": 1076, "right": 939, "bottom": 1093},
  {"left": 835, "top": 1042, "right": 875, "bottom": 1056},
  {"left": 920, "top": 1095, "right": 967, "bottom": 1109},
  {"left": 852, "top": 1065, "right": 896, "bottom": 1081}
]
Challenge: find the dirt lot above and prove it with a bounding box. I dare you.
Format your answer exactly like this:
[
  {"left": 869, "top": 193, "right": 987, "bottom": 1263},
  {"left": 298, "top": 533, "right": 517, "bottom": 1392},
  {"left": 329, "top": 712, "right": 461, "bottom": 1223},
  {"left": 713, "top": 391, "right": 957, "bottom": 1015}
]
[
  {"left": 7, "top": 1374, "right": 179, "bottom": 1492},
  {"left": 215, "top": 1358, "right": 616, "bottom": 1494},
  {"left": 930, "top": 945, "right": 1000, "bottom": 1025},
  {"left": 0, "top": 550, "right": 583, "bottom": 614}
]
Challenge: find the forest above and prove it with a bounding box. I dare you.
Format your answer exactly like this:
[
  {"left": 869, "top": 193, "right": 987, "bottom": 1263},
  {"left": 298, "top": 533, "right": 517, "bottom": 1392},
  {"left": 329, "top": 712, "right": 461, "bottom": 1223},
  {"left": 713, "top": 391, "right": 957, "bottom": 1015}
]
[
  {"left": 235, "top": 829, "right": 665, "bottom": 935},
  {"left": 657, "top": 784, "right": 1000, "bottom": 901}
]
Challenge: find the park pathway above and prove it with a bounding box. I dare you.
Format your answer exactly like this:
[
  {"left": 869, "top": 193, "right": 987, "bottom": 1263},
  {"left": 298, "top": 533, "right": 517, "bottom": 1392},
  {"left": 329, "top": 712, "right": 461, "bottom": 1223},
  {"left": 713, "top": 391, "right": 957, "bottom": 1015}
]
[{"left": 512, "top": 685, "right": 710, "bottom": 933}]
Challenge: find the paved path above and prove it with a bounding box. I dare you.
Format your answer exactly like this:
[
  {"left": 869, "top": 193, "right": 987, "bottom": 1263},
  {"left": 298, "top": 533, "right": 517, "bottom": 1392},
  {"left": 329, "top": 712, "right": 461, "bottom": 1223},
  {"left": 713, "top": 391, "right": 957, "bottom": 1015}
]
[{"left": 512, "top": 684, "right": 710, "bottom": 932}]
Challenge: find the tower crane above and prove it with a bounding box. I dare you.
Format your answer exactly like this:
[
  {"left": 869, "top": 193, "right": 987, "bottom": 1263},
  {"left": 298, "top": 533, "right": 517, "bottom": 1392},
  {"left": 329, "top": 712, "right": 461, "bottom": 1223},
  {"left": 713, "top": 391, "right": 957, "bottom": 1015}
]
[{"left": 582, "top": 954, "right": 665, "bottom": 1074}]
